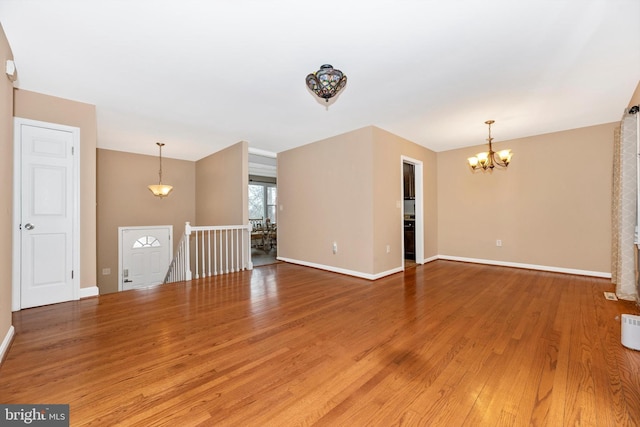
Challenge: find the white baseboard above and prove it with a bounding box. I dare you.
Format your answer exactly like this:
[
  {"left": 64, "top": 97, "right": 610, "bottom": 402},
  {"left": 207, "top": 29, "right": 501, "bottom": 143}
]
[
  {"left": 437, "top": 255, "right": 611, "bottom": 278},
  {"left": 0, "top": 325, "right": 15, "bottom": 364},
  {"left": 275, "top": 255, "right": 610, "bottom": 281},
  {"left": 423, "top": 255, "right": 439, "bottom": 263},
  {"left": 79, "top": 286, "right": 100, "bottom": 299},
  {"left": 277, "top": 257, "right": 403, "bottom": 281},
  {"left": 368, "top": 266, "right": 404, "bottom": 279}
]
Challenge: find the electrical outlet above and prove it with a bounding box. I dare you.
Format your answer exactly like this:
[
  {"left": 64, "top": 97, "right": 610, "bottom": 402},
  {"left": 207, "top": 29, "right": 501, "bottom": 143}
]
[
  {"left": 102, "top": 268, "right": 111, "bottom": 275},
  {"left": 332, "top": 242, "right": 338, "bottom": 254},
  {"left": 386, "top": 245, "right": 391, "bottom": 253},
  {"left": 496, "top": 240, "right": 502, "bottom": 247}
]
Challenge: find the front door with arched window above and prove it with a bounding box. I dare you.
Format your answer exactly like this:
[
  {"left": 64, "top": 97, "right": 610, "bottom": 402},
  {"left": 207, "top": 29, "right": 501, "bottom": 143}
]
[{"left": 118, "top": 226, "right": 172, "bottom": 291}]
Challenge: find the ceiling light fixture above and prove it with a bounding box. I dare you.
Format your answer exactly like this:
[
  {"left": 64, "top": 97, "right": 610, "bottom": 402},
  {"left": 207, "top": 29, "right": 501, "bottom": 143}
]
[
  {"left": 305, "top": 64, "right": 347, "bottom": 102},
  {"left": 148, "top": 142, "right": 173, "bottom": 198},
  {"left": 467, "top": 120, "right": 512, "bottom": 171}
]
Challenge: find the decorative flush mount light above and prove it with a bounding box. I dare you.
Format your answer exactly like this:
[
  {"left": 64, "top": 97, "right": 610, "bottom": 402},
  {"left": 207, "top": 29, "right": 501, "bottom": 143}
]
[
  {"left": 467, "top": 120, "right": 513, "bottom": 171},
  {"left": 148, "top": 142, "right": 173, "bottom": 198},
  {"left": 305, "top": 64, "right": 347, "bottom": 102}
]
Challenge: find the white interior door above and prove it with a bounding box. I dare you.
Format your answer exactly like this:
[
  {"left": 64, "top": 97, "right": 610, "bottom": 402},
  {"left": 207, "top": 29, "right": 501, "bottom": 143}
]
[
  {"left": 119, "top": 226, "right": 172, "bottom": 291},
  {"left": 16, "top": 120, "right": 79, "bottom": 309}
]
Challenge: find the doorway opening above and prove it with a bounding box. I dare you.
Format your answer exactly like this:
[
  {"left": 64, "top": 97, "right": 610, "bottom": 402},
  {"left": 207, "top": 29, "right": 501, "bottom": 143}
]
[
  {"left": 248, "top": 179, "right": 277, "bottom": 266},
  {"left": 248, "top": 151, "right": 278, "bottom": 267},
  {"left": 401, "top": 156, "right": 424, "bottom": 269}
]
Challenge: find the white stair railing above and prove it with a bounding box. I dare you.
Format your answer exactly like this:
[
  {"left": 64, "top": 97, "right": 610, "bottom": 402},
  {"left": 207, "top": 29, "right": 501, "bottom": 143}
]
[
  {"left": 164, "top": 231, "right": 189, "bottom": 283},
  {"left": 164, "top": 222, "right": 253, "bottom": 283}
]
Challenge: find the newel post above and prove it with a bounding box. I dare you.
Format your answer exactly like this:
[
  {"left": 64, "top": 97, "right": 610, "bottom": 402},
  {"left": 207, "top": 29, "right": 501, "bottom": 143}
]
[{"left": 185, "top": 222, "right": 192, "bottom": 280}]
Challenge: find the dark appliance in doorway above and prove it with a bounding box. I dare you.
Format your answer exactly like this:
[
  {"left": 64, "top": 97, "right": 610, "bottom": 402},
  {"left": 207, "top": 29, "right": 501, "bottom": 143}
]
[
  {"left": 403, "top": 163, "right": 415, "bottom": 200},
  {"left": 404, "top": 218, "right": 415, "bottom": 260}
]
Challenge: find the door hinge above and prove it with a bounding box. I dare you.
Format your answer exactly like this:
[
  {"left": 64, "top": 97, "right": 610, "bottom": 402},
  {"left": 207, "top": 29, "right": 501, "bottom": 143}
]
[
  {"left": 71, "top": 146, "right": 75, "bottom": 155},
  {"left": 71, "top": 270, "right": 74, "bottom": 279}
]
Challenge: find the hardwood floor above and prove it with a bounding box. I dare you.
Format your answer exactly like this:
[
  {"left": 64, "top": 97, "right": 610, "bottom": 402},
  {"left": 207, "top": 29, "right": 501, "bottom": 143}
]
[
  {"left": 1, "top": 260, "right": 639, "bottom": 426},
  {"left": 251, "top": 247, "right": 278, "bottom": 267}
]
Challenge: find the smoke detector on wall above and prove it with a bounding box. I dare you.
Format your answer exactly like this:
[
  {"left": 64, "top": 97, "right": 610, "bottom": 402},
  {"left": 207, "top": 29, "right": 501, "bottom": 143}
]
[{"left": 5, "top": 59, "right": 17, "bottom": 82}]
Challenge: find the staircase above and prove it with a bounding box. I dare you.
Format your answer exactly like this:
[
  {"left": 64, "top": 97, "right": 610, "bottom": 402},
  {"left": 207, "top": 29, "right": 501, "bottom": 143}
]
[{"left": 164, "top": 222, "right": 253, "bottom": 283}]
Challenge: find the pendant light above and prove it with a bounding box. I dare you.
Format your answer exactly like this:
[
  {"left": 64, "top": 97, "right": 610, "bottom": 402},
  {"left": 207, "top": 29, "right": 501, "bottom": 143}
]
[{"left": 148, "top": 142, "right": 173, "bottom": 198}]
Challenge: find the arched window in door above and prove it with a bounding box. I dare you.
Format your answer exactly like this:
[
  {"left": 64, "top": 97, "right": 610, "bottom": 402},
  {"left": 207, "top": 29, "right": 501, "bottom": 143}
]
[{"left": 132, "top": 235, "right": 161, "bottom": 248}]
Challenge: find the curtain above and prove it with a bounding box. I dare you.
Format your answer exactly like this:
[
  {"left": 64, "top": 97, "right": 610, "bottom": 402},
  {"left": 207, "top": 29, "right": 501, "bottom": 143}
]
[{"left": 611, "top": 106, "right": 639, "bottom": 302}]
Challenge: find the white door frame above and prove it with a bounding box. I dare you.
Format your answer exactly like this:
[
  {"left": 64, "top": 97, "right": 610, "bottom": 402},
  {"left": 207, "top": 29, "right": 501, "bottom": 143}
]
[
  {"left": 401, "top": 156, "right": 424, "bottom": 266},
  {"left": 118, "top": 225, "right": 173, "bottom": 291},
  {"left": 12, "top": 117, "right": 81, "bottom": 311}
]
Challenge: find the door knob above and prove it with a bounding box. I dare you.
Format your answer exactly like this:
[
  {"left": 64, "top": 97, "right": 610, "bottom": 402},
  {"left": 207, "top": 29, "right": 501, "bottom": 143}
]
[
  {"left": 24, "top": 223, "right": 35, "bottom": 230},
  {"left": 124, "top": 279, "right": 133, "bottom": 283}
]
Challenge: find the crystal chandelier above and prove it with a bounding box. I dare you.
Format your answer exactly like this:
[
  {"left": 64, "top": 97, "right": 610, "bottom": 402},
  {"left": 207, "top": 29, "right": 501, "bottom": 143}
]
[
  {"left": 305, "top": 64, "right": 347, "bottom": 102},
  {"left": 148, "top": 142, "right": 173, "bottom": 198},
  {"left": 467, "top": 120, "right": 513, "bottom": 171}
]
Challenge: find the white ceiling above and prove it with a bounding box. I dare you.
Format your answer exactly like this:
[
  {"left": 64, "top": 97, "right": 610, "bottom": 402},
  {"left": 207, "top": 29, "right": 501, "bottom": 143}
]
[{"left": 1, "top": 0, "right": 639, "bottom": 161}]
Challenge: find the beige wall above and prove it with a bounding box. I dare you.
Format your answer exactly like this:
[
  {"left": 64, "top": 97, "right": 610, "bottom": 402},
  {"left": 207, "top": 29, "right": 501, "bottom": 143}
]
[
  {"left": 437, "top": 122, "right": 616, "bottom": 273},
  {"left": 13, "top": 89, "right": 98, "bottom": 289},
  {"left": 0, "top": 24, "right": 14, "bottom": 353},
  {"left": 97, "top": 149, "right": 196, "bottom": 294},
  {"left": 279, "top": 127, "right": 375, "bottom": 273},
  {"left": 629, "top": 81, "right": 640, "bottom": 107},
  {"left": 372, "top": 127, "right": 438, "bottom": 272},
  {"left": 278, "top": 126, "right": 437, "bottom": 277},
  {"left": 196, "top": 141, "right": 248, "bottom": 225}
]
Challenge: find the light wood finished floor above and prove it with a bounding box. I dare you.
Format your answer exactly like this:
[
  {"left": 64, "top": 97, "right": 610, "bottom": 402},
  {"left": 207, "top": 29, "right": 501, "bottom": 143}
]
[
  {"left": 251, "top": 247, "right": 278, "bottom": 267},
  {"left": 1, "top": 261, "right": 639, "bottom": 426}
]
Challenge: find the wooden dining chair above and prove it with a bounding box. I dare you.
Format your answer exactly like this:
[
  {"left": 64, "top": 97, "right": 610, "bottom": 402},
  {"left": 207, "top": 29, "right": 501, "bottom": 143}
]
[
  {"left": 263, "top": 218, "right": 276, "bottom": 250},
  {"left": 249, "top": 218, "right": 265, "bottom": 249}
]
